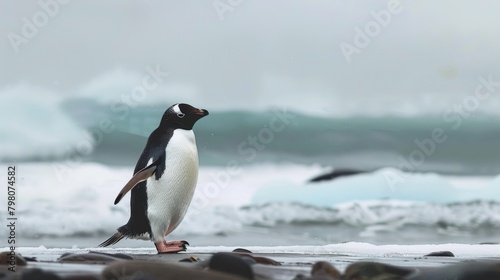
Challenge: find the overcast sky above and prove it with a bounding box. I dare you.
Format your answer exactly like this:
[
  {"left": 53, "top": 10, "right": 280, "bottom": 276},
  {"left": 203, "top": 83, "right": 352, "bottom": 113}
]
[{"left": 2, "top": 0, "right": 500, "bottom": 116}]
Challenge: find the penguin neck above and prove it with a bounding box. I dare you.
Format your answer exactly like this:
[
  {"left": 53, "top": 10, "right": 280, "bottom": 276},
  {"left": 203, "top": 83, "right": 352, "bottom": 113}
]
[
  {"left": 154, "top": 124, "right": 192, "bottom": 140},
  {"left": 158, "top": 118, "right": 193, "bottom": 131},
  {"left": 158, "top": 117, "right": 172, "bottom": 129}
]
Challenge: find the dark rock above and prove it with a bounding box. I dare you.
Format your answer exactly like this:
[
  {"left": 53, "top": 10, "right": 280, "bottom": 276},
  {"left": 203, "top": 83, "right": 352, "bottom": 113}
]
[
  {"left": 311, "top": 261, "right": 341, "bottom": 279},
  {"left": 231, "top": 250, "right": 281, "bottom": 265},
  {"left": 0, "top": 251, "right": 27, "bottom": 266},
  {"left": 293, "top": 261, "right": 342, "bottom": 280},
  {"left": 88, "top": 251, "right": 133, "bottom": 260},
  {"left": 237, "top": 255, "right": 257, "bottom": 265},
  {"left": 233, "top": 248, "right": 253, "bottom": 254},
  {"left": 209, "top": 252, "right": 254, "bottom": 280},
  {"left": 411, "top": 262, "right": 500, "bottom": 280},
  {"left": 305, "top": 276, "right": 340, "bottom": 280},
  {"left": 103, "top": 260, "right": 246, "bottom": 280},
  {"left": 23, "top": 256, "right": 37, "bottom": 262},
  {"left": 129, "top": 275, "right": 156, "bottom": 280},
  {"left": 59, "top": 275, "right": 100, "bottom": 280},
  {"left": 21, "top": 268, "right": 61, "bottom": 280},
  {"left": 344, "top": 262, "right": 414, "bottom": 280},
  {"left": 424, "top": 251, "right": 455, "bottom": 257},
  {"left": 58, "top": 252, "right": 129, "bottom": 264},
  {"left": 179, "top": 256, "right": 200, "bottom": 263},
  {"left": 244, "top": 254, "right": 280, "bottom": 266},
  {"left": 59, "top": 252, "right": 73, "bottom": 258}
]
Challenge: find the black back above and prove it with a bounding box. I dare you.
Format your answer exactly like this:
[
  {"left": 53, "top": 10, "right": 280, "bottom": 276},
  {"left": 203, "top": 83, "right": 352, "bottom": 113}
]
[{"left": 118, "top": 127, "right": 172, "bottom": 237}]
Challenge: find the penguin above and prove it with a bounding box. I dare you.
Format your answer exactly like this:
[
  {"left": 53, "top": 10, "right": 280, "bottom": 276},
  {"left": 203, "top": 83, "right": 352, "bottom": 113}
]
[{"left": 99, "top": 103, "right": 209, "bottom": 253}]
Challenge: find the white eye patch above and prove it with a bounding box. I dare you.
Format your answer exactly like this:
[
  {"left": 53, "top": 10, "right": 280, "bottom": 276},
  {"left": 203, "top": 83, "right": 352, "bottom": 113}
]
[{"left": 172, "top": 104, "right": 182, "bottom": 114}]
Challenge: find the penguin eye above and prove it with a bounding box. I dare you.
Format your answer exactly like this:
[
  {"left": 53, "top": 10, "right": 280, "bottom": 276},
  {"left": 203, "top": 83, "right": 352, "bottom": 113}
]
[{"left": 177, "top": 113, "right": 185, "bottom": 118}]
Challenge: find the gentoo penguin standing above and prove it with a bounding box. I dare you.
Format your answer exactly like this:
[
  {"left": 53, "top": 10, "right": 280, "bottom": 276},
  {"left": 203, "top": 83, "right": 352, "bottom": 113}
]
[{"left": 99, "top": 103, "right": 209, "bottom": 253}]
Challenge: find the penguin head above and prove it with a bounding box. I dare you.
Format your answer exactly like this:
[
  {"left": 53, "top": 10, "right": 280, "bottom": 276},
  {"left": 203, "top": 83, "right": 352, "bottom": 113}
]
[{"left": 160, "top": 103, "right": 209, "bottom": 130}]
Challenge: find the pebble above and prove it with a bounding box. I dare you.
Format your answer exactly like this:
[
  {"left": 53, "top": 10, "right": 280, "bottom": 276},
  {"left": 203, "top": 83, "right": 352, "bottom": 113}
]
[
  {"left": 233, "top": 248, "right": 253, "bottom": 254},
  {"left": 209, "top": 252, "right": 254, "bottom": 280},
  {"left": 19, "top": 268, "right": 61, "bottom": 280},
  {"left": 231, "top": 248, "right": 281, "bottom": 265},
  {"left": 102, "top": 260, "right": 248, "bottom": 280},
  {"left": 343, "top": 261, "right": 414, "bottom": 280},
  {"left": 293, "top": 261, "right": 347, "bottom": 279},
  {"left": 311, "top": 261, "right": 341, "bottom": 279},
  {"left": 424, "top": 251, "right": 455, "bottom": 257},
  {"left": 178, "top": 256, "right": 200, "bottom": 263},
  {"left": 4, "top": 250, "right": 500, "bottom": 280},
  {"left": 88, "top": 251, "right": 133, "bottom": 260},
  {"left": 0, "top": 251, "right": 27, "bottom": 266},
  {"left": 411, "top": 262, "right": 500, "bottom": 280},
  {"left": 58, "top": 252, "right": 132, "bottom": 264}
]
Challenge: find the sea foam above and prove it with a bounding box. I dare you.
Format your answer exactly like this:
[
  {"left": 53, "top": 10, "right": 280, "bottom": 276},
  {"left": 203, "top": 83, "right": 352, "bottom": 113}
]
[{"left": 2, "top": 162, "right": 499, "bottom": 239}]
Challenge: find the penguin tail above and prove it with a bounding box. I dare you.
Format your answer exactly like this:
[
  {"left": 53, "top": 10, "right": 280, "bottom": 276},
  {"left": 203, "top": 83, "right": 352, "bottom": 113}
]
[{"left": 98, "top": 232, "right": 125, "bottom": 247}]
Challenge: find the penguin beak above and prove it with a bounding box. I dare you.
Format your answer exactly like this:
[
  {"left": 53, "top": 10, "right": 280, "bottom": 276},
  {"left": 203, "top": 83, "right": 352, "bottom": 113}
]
[{"left": 193, "top": 108, "right": 209, "bottom": 117}]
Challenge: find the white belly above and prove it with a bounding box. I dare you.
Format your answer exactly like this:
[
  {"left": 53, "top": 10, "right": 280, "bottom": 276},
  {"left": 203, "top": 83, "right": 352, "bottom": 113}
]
[{"left": 146, "top": 129, "right": 199, "bottom": 241}]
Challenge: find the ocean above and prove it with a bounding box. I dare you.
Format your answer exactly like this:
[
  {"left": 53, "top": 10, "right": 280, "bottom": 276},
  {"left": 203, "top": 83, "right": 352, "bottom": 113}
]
[{"left": 1, "top": 97, "right": 499, "bottom": 250}]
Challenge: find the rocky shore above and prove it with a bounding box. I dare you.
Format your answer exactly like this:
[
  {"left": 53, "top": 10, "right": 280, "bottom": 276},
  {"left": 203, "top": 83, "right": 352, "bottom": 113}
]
[{"left": 1, "top": 247, "right": 500, "bottom": 280}]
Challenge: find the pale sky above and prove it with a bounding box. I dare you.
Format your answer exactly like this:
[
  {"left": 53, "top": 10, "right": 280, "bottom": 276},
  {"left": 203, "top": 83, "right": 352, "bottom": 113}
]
[{"left": 1, "top": 0, "right": 500, "bottom": 116}]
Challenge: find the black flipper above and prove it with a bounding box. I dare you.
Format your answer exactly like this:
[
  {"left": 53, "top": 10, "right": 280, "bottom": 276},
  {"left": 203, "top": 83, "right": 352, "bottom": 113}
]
[{"left": 114, "top": 156, "right": 164, "bottom": 205}]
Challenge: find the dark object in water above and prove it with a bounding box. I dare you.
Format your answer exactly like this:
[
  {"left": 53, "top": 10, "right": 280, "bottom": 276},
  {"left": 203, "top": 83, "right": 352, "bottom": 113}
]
[
  {"left": 424, "top": 251, "right": 455, "bottom": 257},
  {"left": 308, "top": 168, "right": 367, "bottom": 183}
]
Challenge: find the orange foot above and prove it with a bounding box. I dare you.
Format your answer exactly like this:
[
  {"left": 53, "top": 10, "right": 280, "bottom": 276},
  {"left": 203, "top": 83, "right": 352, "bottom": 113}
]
[{"left": 154, "top": 240, "right": 189, "bottom": 254}]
